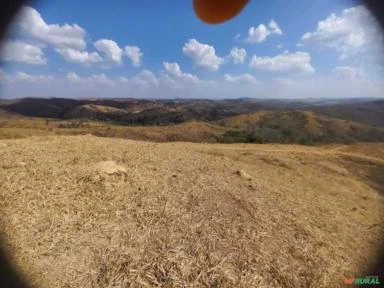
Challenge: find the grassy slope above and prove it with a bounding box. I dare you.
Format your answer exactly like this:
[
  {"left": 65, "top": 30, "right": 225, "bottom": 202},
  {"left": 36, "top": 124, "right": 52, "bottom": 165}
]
[
  {"left": 0, "top": 135, "right": 383, "bottom": 288},
  {"left": 0, "top": 117, "right": 226, "bottom": 143},
  {"left": 218, "top": 110, "right": 384, "bottom": 144},
  {"left": 2, "top": 109, "right": 384, "bottom": 145}
]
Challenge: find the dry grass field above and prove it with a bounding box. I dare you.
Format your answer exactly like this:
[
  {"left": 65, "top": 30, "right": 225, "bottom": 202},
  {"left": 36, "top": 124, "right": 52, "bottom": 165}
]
[
  {"left": 0, "top": 117, "right": 225, "bottom": 143},
  {"left": 2, "top": 110, "right": 384, "bottom": 146},
  {"left": 0, "top": 134, "right": 383, "bottom": 287}
]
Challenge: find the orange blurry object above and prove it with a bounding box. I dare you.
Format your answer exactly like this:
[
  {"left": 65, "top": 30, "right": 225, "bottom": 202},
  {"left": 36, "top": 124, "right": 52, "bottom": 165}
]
[{"left": 193, "top": 0, "right": 249, "bottom": 24}]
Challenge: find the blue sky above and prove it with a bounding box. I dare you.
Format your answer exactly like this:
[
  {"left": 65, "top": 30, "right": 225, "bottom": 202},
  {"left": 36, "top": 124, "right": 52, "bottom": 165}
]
[{"left": 0, "top": 0, "right": 383, "bottom": 98}]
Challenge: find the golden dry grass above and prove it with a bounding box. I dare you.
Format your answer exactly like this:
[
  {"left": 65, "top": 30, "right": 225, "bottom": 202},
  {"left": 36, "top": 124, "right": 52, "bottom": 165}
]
[
  {"left": 300, "top": 110, "right": 365, "bottom": 136},
  {"left": 0, "top": 135, "right": 383, "bottom": 287},
  {"left": 0, "top": 117, "right": 225, "bottom": 143},
  {"left": 301, "top": 111, "right": 323, "bottom": 136},
  {"left": 81, "top": 104, "right": 127, "bottom": 114},
  {"left": 220, "top": 111, "right": 267, "bottom": 128}
]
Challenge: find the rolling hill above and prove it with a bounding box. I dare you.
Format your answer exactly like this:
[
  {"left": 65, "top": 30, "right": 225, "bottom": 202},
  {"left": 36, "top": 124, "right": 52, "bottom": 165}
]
[
  {"left": 1, "top": 97, "right": 384, "bottom": 145},
  {"left": 2, "top": 97, "right": 382, "bottom": 126},
  {"left": 218, "top": 110, "right": 384, "bottom": 144}
]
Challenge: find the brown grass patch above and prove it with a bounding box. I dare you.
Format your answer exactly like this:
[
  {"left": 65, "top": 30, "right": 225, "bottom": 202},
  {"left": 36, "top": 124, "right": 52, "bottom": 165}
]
[{"left": 0, "top": 136, "right": 383, "bottom": 287}]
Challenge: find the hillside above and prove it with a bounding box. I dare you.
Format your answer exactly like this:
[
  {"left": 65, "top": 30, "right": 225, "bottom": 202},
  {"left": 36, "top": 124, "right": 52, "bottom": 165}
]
[
  {"left": 0, "top": 98, "right": 268, "bottom": 124},
  {"left": 0, "top": 135, "right": 383, "bottom": 287},
  {"left": 313, "top": 99, "right": 384, "bottom": 128},
  {"left": 2, "top": 98, "right": 383, "bottom": 128},
  {"left": 0, "top": 117, "right": 226, "bottom": 143},
  {"left": 218, "top": 110, "right": 384, "bottom": 144},
  {"left": 1, "top": 105, "right": 384, "bottom": 145}
]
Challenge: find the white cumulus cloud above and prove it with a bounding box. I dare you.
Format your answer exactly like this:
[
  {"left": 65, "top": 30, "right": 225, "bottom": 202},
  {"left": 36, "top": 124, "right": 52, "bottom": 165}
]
[
  {"left": 17, "top": 6, "right": 86, "bottom": 50},
  {"left": 56, "top": 48, "right": 103, "bottom": 65},
  {"left": 132, "top": 70, "right": 159, "bottom": 86},
  {"left": 1, "top": 41, "right": 46, "bottom": 65},
  {"left": 224, "top": 74, "right": 259, "bottom": 84},
  {"left": 66, "top": 72, "right": 115, "bottom": 86},
  {"left": 182, "top": 39, "right": 224, "bottom": 71},
  {"left": 301, "top": 5, "right": 382, "bottom": 59},
  {"left": 94, "top": 39, "right": 123, "bottom": 65},
  {"left": 229, "top": 47, "right": 247, "bottom": 64},
  {"left": 10, "top": 6, "right": 143, "bottom": 68},
  {"left": 246, "top": 19, "right": 283, "bottom": 43},
  {"left": 58, "top": 41, "right": 143, "bottom": 68},
  {"left": 250, "top": 52, "right": 315, "bottom": 74},
  {"left": 124, "top": 46, "right": 143, "bottom": 67},
  {"left": 163, "top": 62, "right": 199, "bottom": 83}
]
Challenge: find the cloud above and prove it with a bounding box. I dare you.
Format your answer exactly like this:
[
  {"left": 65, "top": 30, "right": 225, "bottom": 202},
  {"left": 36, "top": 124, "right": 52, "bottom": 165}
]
[
  {"left": 0, "top": 41, "right": 46, "bottom": 65},
  {"left": 301, "top": 5, "right": 382, "bottom": 59},
  {"left": 7, "top": 71, "right": 52, "bottom": 83},
  {"left": 65, "top": 64, "right": 198, "bottom": 92},
  {"left": 66, "top": 72, "right": 82, "bottom": 82},
  {"left": 182, "top": 39, "right": 224, "bottom": 71},
  {"left": 94, "top": 39, "right": 123, "bottom": 65},
  {"left": 64, "top": 65, "right": 198, "bottom": 94},
  {"left": 124, "top": 46, "right": 143, "bottom": 67},
  {"left": 224, "top": 74, "right": 259, "bottom": 84},
  {"left": 66, "top": 72, "right": 115, "bottom": 86},
  {"left": 269, "top": 76, "right": 384, "bottom": 99},
  {"left": 332, "top": 66, "right": 358, "bottom": 79},
  {"left": 56, "top": 48, "right": 103, "bottom": 65},
  {"left": 3, "top": 69, "right": 384, "bottom": 99},
  {"left": 269, "top": 20, "right": 282, "bottom": 35},
  {"left": 246, "top": 19, "right": 283, "bottom": 43},
  {"left": 10, "top": 6, "right": 142, "bottom": 68},
  {"left": 250, "top": 52, "right": 315, "bottom": 74},
  {"left": 87, "top": 74, "right": 115, "bottom": 86},
  {"left": 163, "top": 62, "right": 184, "bottom": 77},
  {"left": 229, "top": 47, "right": 247, "bottom": 64},
  {"left": 132, "top": 70, "right": 158, "bottom": 86},
  {"left": 117, "top": 70, "right": 159, "bottom": 87},
  {"left": 163, "top": 62, "right": 199, "bottom": 83},
  {"left": 57, "top": 41, "right": 143, "bottom": 67},
  {"left": 17, "top": 6, "right": 86, "bottom": 50}
]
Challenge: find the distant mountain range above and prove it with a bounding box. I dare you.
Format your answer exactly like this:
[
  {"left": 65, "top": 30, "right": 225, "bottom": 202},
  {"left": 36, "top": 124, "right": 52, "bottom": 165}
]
[{"left": 1, "top": 97, "right": 384, "bottom": 144}]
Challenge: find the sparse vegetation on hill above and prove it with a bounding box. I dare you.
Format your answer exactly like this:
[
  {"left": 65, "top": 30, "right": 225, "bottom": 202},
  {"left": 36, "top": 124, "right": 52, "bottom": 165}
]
[
  {"left": 1, "top": 98, "right": 384, "bottom": 145},
  {"left": 0, "top": 98, "right": 268, "bottom": 124},
  {"left": 313, "top": 100, "right": 384, "bottom": 128},
  {"left": 217, "top": 110, "right": 384, "bottom": 145},
  {"left": 2, "top": 98, "right": 383, "bottom": 127}
]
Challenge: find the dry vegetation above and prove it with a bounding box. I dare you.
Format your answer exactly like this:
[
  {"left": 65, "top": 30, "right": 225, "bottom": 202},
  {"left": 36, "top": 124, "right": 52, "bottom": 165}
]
[
  {"left": 1, "top": 109, "right": 384, "bottom": 145},
  {"left": 0, "top": 134, "right": 383, "bottom": 288},
  {"left": 0, "top": 117, "right": 225, "bottom": 143}
]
